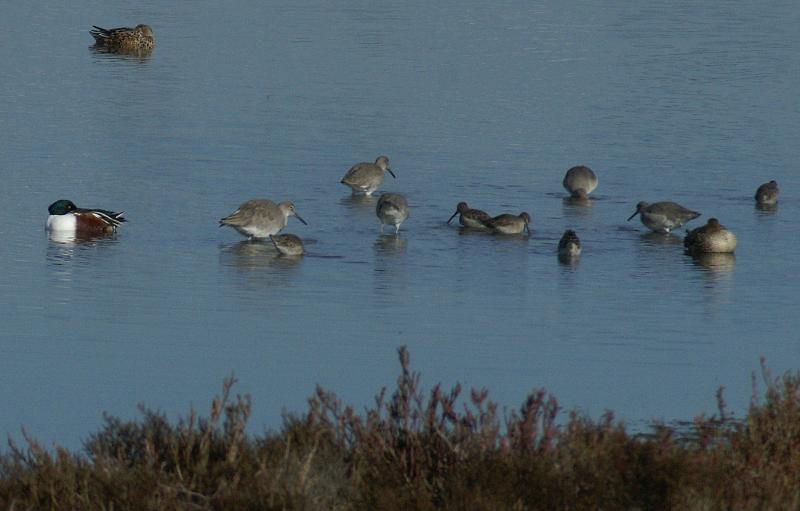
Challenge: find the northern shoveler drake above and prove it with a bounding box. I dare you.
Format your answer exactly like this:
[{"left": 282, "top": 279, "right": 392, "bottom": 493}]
[
  {"left": 219, "top": 199, "right": 307, "bottom": 240},
  {"left": 447, "top": 202, "right": 492, "bottom": 229},
  {"left": 90, "top": 24, "right": 155, "bottom": 51},
  {"left": 46, "top": 199, "right": 126, "bottom": 234},
  {"left": 341, "top": 156, "right": 395, "bottom": 196}
]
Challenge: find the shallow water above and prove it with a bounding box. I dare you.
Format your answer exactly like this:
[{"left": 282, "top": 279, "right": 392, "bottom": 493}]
[{"left": 1, "top": 0, "right": 799, "bottom": 448}]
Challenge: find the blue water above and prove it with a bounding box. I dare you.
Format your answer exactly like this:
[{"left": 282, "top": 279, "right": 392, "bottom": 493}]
[{"left": 1, "top": 0, "right": 798, "bottom": 449}]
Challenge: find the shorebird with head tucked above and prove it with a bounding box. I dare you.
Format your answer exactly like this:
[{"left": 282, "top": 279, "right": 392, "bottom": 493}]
[
  {"left": 341, "top": 156, "right": 395, "bottom": 196},
  {"left": 754, "top": 180, "right": 779, "bottom": 206},
  {"left": 46, "top": 199, "right": 126, "bottom": 234},
  {"left": 627, "top": 201, "right": 700, "bottom": 233},
  {"left": 684, "top": 218, "right": 737, "bottom": 254},
  {"left": 219, "top": 199, "right": 307, "bottom": 240},
  {"left": 90, "top": 24, "right": 155, "bottom": 51},
  {"left": 376, "top": 193, "right": 409, "bottom": 234},
  {"left": 558, "top": 230, "right": 581, "bottom": 258},
  {"left": 447, "top": 202, "right": 491, "bottom": 229},
  {"left": 485, "top": 212, "right": 531, "bottom": 235},
  {"left": 270, "top": 234, "right": 305, "bottom": 256},
  {"left": 562, "top": 165, "right": 598, "bottom": 199}
]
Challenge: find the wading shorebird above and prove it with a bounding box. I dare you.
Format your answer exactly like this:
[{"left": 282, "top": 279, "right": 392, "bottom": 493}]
[
  {"left": 219, "top": 199, "right": 307, "bottom": 240},
  {"left": 447, "top": 202, "right": 492, "bottom": 229},
  {"left": 46, "top": 199, "right": 126, "bottom": 234},
  {"left": 376, "top": 192, "right": 409, "bottom": 234},
  {"left": 754, "top": 180, "right": 779, "bottom": 206},
  {"left": 627, "top": 201, "right": 700, "bottom": 233},
  {"left": 684, "top": 218, "right": 737, "bottom": 254},
  {"left": 269, "top": 234, "right": 305, "bottom": 256},
  {"left": 558, "top": 229, "right": 581, "bottom": 258},
  {"left": 485, "top": 212, "right": 531, "bottom": 235},
  {"left": 340, "top": 156, "right": 395, "bottom": 196},
  {"left": 562, "top": 165, "right": 598, "bottom": 199},
  {"left": 90, "top": 24, "right": 155, "bottom": 51}
]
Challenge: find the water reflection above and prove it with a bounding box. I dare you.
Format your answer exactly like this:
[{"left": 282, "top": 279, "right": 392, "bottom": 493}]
[
  {"left": 372, "top": 234, "right": 407, "bottom": 302},
  {"left": 457, "top": 226, "right": 490, "bottom": 236},
  {"left": 89, "top": 46, "right": 154, "bottom": 61},
  {"left": 339, "top": 194, "right": 377, "bottom": 211},
  {"left": 562, "top": 196, "right": 594, "bottom": 217},
  {"left": 219, "top": 241, "right": 302, "bottom": 271},
  {"left": 373, "top": 233, "right": 407, "bottom": 255},
  {"left": 558, "top": 253, "right": 581, "bottom": 267},
  {"left": 689, "top": 253, "right": 736, "bottom": 275},
  {"left": 638, "top": 231, "right": 684, "bottom": 247},
  {"left": 755, "top": 202, "right": 778, "bottom": 214},
  {"left": 47, "top": 230, "right": 118, "bottom": 246},
  {"left": 45, "top": 232, "right": 121, "bottom": 296}
]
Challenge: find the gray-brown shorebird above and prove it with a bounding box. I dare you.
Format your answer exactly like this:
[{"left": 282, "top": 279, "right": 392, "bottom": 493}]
[
  {"left": 558, "top": 229, "right": 581, "bottom": 257},
  {"left": 486, "top": 212, "right": 531, "bottom": 235},
  {"left": 447, "top": 202, "right": 491, "bottom": 229},
  {"left": 562, "top": 165, "right": 598, "bottom": 199},
  {"left": 341, "top": 156, "right": 395, "bottom": 196},
  {"left": 270, "top": 234, "right": 305, "bottom": 256},
  {"left": 627, "top": 201, "right": 700, "bottom": 233},
  {"left": 754, "top": 180, "right": 779, "bottom": 206},
  {"left": 376, "top": 192, "right": 409, "bottom": 233},
  {"left": 219, "top": 199, "right": 307, "bottom": 240}
]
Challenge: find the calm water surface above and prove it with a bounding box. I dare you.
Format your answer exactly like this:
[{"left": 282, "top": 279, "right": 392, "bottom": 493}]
[{"left": 1, "top": 0, "right": 799, "bottom": 448}]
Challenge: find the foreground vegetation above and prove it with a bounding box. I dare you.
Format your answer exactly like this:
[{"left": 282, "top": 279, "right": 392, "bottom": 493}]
[{"left": 2, "top": 348, "right": 799, "bottom": 510}]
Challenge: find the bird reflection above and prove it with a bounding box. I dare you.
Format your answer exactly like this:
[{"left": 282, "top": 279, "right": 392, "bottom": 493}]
[
  {"left": 219, "top": 240, "right": 302, "bottom": 272},
  {"left": 558, "top": 253, "right": 580, "bottom": 267},
  {"left": 690, "top": 253, "right": 736, "bottom": 275},
  {"left": 638, "top": 231, "right": 683, "bottom": 247},
  {"left": 47, "top": 230, "right": 116, "bottom": 246},
  {"left": 755, "top": 202, "right": 777, "bottom": 214},
  {"left": 340, "top": 194, "right": 377, "bottom": 210},
  {"left": 374, "top": 233, "right": 407, "bottom": 255},
  {"left": 562, "top": 196, "right": 595, "bottom": 217},
  {"left": 89, "top": 45, "right": 153, "bottom": 60},
  {"left": 372, "top": 234, "right": 407, "bottom": 302}
]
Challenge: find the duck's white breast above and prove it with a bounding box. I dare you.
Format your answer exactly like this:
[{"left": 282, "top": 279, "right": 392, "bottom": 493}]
[{"left": 46, "top": 214, "right": 76, "bottom": 232}]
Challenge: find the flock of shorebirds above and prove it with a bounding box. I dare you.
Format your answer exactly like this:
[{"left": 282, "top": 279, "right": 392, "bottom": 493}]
[
  {"left": 46, "top": 150, "right": 779, "bottom": 260},
  {"left": 45, "top": 24, "right": 781, "bottom": 260}
]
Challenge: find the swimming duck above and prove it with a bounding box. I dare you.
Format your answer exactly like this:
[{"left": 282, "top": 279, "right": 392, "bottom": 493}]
[{"left": 46, "top": 199, "right": 126, "bottom": 234}]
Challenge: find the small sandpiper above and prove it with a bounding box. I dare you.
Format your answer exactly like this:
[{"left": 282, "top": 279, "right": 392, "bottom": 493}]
[
  {"left": 562, "top": 165, "right": 598, "bottom": 199},
  {"left": 46, "top": 199, "right": 126, "bottom": 234},
  {"left": 376, "top": 193, "right": 409, "bottom": 234},
  {"left": 684, "top": 218, "right": 737, "bottom": 254},
  {"left": 270, "top": 234, "right": 304, "bottom": 256},
  {"left": 627, "top": 201, "right": 700, "bottom": 233},
  {"left": 90, "top": 24, "right": 155, "bottom": 51},
  {"left": 340, "top": 156, "right": 395, "bottom": 196},
  {"left": 754, "top": 180, "right": 779, "bottom": 206},
  {"left": 447, "top": 202, "right": 492, "bottom": 229},
  {"left": 558, "top": 230, "right": 581, "bottom": 258},
  {"left": 219, "top": 199, "right": 306, "bottom": 240},
  {"left": 485, "top": 212, "right": 531, "bottom": 235}
]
